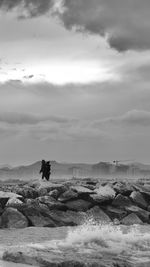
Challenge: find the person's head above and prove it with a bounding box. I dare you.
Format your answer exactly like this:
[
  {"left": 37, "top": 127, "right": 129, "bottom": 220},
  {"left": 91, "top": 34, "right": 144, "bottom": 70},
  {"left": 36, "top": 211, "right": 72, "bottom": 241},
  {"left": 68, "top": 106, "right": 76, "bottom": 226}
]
[{"left": 42, "top": 160, "right": 45, "bottom": 164}]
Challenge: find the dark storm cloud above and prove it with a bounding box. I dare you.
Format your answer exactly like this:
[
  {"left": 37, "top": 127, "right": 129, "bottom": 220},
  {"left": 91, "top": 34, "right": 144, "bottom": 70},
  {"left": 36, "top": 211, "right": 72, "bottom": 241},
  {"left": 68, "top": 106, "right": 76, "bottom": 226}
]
[
  {"left": 1, "top": 0, "right": 150, "bottom": 51},
  {"left": 56, "top": 0, "right": 150, "bottom": 52},
  {"left": 0, "top": 0, "right": 53, "bottom": 17}
]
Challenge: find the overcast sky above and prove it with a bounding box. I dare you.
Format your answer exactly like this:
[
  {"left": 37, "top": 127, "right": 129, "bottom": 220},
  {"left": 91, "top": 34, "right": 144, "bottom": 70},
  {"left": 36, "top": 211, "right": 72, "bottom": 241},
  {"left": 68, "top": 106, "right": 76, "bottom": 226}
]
[{"left": 1, "top": 0, "right": 150, "bottom": 165}]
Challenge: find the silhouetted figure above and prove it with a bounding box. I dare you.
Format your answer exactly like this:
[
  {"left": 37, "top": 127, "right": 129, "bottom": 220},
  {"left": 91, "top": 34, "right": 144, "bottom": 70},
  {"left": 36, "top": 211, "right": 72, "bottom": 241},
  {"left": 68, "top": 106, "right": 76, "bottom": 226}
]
[
  {"left": 45, "top": 161, "right": 51, "bottom": 181},
  {"left": 39, "top": 159, "right": 46, "bottom": 180},
  {"left": 39, "top": 159, "right": 51, "bottom": 181}
]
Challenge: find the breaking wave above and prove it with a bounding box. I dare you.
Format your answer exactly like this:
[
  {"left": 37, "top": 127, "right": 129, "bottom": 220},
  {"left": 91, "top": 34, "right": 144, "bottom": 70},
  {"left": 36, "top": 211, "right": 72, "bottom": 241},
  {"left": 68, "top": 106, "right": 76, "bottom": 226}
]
[{"left": 29, "top": 222, "right": 150, "bottom": 264}]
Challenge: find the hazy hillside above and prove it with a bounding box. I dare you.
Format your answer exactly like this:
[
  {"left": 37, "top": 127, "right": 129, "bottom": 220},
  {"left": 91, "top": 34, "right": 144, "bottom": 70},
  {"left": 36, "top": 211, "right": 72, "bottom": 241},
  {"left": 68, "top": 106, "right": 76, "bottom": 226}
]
[{"left": 0, "top": 160, "right": 150, "bottom": 181}]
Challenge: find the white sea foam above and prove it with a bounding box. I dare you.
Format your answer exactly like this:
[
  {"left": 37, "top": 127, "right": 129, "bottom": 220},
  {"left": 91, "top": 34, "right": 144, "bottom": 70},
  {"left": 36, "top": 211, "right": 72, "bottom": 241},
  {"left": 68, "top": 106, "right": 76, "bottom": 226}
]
[{"left": 28, "top": 222, "right": 150, "bottom": 263}]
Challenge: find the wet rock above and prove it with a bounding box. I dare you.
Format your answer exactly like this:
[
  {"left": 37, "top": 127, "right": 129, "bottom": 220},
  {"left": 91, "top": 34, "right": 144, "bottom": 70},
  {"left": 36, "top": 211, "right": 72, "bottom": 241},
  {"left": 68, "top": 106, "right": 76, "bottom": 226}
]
[
  {"left": 125, "top": 205, "right": 150, "bottom": 223},
  {"left": 37, "top": 196, "right": 67, "bottom": 211},
  {"left": 86, "top": 206, "right": 111, "bottom": 223},
  {"left": 58, "top": 189, "right": 78, "bottom": 202},
  {"left": 66, "top": 199, "right": 92, "bottom": 212},
  {"left": 1, "top": 207, "right": 28, "bottom": 228},
  {"left": 133, "top": 184, "right": 150, "bottom": 198},
  {"left": 130, "top": 191, "right": 148, "bottom": 209},
  {"left": 71, "top": 185, "right": 94, "bottom": 194},
  {"left": 27, "top": 214, "right": 56, "bottom": 227},
  {"left": 121, "top": 213, "right": 143, "bottom": 225},
  {"left": 6, "top": 198, "right": 23, "bottom": 208},
  {"left": 0, "top": 191, "right": 23, "bottom": 208},
  {"left": 113, "top": 182, "right": 134, "bottom": 196},
  {"left": 106, "top": 206, "right": 127, "bottom": 220},
  {"left": 37, "top": 187, "right": 48, "bottom": 197},
  {"left": 48, "top": 189, "right": 60, "bottom": 199},
  {"left": 90, "top": 186, "right": 116, "bottom": 204},
  {"left": 112, "top": 194, "right": 132, "bottom": 207},
  {"left": 15, "top": 186, "right": 38, "bottom": 199},
  {"left": 48, "top": 209, "right": 86, "bottom": 226},
  {"left": 16, "top": 202, "right": 56, "bottom": 227},
  {"left": 37, "top": 183, "right": 67, "bottom": 194}
]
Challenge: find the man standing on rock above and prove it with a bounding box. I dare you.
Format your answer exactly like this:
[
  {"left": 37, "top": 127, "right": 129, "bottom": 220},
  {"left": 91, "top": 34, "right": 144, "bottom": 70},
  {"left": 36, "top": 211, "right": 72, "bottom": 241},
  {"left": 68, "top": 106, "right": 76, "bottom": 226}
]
[
  {"left": 39, "top": 160, "right": 51, "bottom": 181},
  {"left": 39, "top": 159, "right": 46, "bottom": 180}
]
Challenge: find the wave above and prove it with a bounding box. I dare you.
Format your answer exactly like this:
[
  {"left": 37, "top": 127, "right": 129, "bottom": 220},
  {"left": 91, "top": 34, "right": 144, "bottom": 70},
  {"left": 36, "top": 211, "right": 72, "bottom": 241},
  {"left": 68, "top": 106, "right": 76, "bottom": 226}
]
[{"left": 29, "top": 222, "right": 150, "bottom": 264}]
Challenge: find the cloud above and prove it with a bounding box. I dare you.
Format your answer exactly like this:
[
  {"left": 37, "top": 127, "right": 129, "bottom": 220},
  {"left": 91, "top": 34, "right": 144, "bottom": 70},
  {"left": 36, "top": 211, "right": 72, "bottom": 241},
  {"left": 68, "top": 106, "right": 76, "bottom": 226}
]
[
  {"left": 0, "top": 0, "right": 53, "bottom": 17},
  {"left": 55, "top": 0, "right": 150, "bottom": 52},
  {"left": 94, "top": 110, "right": 150, "bottom": 128},
  {"left": 1, "top": 0, "right": 150, "bottom": 51},
  {"left": 0, "top": 111, "right": 72, "bottom": 125}
]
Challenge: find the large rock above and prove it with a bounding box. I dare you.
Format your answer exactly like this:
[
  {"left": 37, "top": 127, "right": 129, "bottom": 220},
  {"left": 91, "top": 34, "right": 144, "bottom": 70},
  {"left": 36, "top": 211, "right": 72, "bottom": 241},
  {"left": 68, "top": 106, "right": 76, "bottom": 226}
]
[
  {"left": 48, "top": 210, "right": 86, "bottom": 226},
  {"left": 113, "top": 182, "right": 134, "bottom": 196},
  {"left": 65, "top": 199, "right": 92, "bottom": 212},
  {"left": 48, "top": 189, "right": 60, "bottom": 199},
  {"left": 121, "top": 213, "right": 143, "bottom": 225},
  {"left": 133, "top": 184, "right": 150, "bottom": 199},
  {"left": 37, "top": 182, "right": 67, "bottom": 194},
  {"left": 125, "top": 205, "right": 150, "bottom": 223},
  {"left": 130, "top": 191, "right": 148, "bottom": 209},
  {"left": 37, "top": 196, "right": 67, "bottom": 211},
  {"left": 16, "top": 202, "right": 56, "bottom": 227},
  {"left": 112, "top": 194, "right": 132, "bottom": 207},
  {"left": 86, "top": 206, "right": 111, "bottom": 223},
  {"left": 105, "top": 206, "right": 127, "bottom": 220},
  {"left": 0, "top": 191, "right": 23, "bottom": 208},
  {"left": 58, "top": 190, "right": 78, "bottom": 202},
  {"left": 37, "top": 187, "right": 48, "bottom": 197},
  {"left": 90, "top": 186, "right": 116, "bottom": 204},
  {"left": 15, "top": 186, "right": 38, "bottom": 199},
  {"left": 1, "top": 207, "right": 28, "bottom": 228},
  {"left": 27, "top": 214, "right": 56, "bottom": 227},
  {"left": 71, "top": 185, "right": 94, "bottom": 195},
  {"left": 6, "top": 198, "right": 23, "bottom": 208}
]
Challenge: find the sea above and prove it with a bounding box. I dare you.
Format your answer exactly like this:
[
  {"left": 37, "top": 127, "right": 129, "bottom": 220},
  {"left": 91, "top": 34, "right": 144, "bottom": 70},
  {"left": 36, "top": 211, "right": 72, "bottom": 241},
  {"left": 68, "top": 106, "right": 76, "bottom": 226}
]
[{"left": 0, "top": 221, "right": 150, "bottom": 267}]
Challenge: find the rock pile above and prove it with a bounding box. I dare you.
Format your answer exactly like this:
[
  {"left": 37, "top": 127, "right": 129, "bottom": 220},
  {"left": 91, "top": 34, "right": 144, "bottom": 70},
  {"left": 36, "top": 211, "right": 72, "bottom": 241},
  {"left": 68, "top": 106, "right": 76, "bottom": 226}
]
[{"left": 0, "top": 179, "right": 150, "bottom": 228}]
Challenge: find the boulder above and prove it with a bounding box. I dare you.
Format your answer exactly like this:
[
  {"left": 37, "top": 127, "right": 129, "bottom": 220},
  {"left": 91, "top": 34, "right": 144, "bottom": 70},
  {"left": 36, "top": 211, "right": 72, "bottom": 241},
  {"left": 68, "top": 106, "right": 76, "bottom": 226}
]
[
  {"left": 130, "top": 191, "right": 148, "bottom": 209},
  {"left": 1, "top": 207, "right": 28, "bottom": 228},
  {"left": 15, "top": 186, "right": 38, "bottom": 199},
  {"left": 105, "top": 206, "right": 127, "bottom": 220},
  {"left": 37, "top": 183, "right": 67, "bottom": 194},
  {"left": 121, "top": 213, "right": 143, "bottom": 225},
  {"left": 0, "top": 191, "right": 23, "bottom": 208},
  {"left": 16, "top": 202, "right": 56, "bottom": 227},
  {"left": 48, "top": 189, "right": 60, "bottom": 199},
  {"left": 37, "top": 187, "right": 48, "bottom": 197},
  {"left": 86, "top": 206, "right": 111, "bottom": 224},
  {"left": 90, "top": 185, "right": 116, "bottom": 204},
  {"left": 6, "top": 198, "right": 23, "bottom": 208},
  {"left": 133, "top": 184, "right": 150, "bottom": 199},
  {"left": 71, "top": 185, "right": 94, "bottom": 195},
  {"left": 37, "top": 196, "right": 67, "bottom": 211},
  {"left": 112, "top": 194, "right": 132, "bottom": 207},
  {"left": 48, "top": 210, "right": 86, "bottom": 226},
  {"left": 125, "top": 205, "right": 150, "bottom": 223},
  {"left": 58, "top": 190, "right": 78, "bottom": 202},
  {"left": 27, "top": 214, "right": 56, "bottom": 227},
  {"left": 113, "top": 182, "right": 134, "bottom": 196},
  {"left": 65, "top": 199, "right": 92, "bottom": 212}
]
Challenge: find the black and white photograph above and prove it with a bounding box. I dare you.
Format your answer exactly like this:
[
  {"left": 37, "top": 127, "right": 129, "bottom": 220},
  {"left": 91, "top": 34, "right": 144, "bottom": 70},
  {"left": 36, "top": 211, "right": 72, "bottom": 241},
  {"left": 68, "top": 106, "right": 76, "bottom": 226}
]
[{"left": 0, "top": 0, "right": 150, "bottom": 266}]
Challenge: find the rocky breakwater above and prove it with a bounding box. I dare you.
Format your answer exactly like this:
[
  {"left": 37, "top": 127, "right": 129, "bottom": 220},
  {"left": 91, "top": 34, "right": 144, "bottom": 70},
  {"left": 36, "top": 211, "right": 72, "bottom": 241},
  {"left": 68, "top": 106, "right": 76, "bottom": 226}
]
[
  {"left": 0, "top": 179, "right": 150, "bottom": 228},
  {"left": 2, "top": 179, "right": 150, "bottom": 266}
]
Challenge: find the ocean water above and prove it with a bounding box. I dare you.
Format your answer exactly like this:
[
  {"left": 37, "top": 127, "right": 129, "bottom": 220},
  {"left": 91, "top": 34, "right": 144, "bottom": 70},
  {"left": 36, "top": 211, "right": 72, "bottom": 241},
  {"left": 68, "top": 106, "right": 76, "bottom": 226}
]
[{"left": 1, "top": 223, "right": 150, "bottom": 266}]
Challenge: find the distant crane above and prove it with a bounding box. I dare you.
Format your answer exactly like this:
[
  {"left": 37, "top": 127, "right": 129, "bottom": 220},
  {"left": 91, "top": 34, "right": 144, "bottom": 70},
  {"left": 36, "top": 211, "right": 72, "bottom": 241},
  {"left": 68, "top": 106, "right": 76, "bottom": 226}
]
[{"left": 113, "top": 160, "right": 134, "bottom": 166}]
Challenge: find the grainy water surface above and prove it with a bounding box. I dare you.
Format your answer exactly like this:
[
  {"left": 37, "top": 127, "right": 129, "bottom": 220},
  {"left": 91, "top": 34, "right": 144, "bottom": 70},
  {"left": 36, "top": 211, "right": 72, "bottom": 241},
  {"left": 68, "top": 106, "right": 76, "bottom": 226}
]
[{"left": 1, "top": 223, "right": 150, "bottom": 266}]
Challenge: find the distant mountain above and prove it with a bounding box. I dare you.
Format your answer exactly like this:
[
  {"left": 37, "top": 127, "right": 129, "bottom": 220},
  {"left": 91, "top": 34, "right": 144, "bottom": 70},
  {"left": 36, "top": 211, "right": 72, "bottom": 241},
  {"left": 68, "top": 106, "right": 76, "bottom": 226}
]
[{"left": 0, "top": 160, "right": 150, "bottom": 181}]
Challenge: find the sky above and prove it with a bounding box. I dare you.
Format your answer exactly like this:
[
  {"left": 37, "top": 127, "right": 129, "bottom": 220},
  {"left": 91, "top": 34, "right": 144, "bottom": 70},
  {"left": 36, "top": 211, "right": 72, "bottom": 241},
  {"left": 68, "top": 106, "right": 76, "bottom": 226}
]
[{"left": 1, "top": 0, "right": 150, "bottom": 165}]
